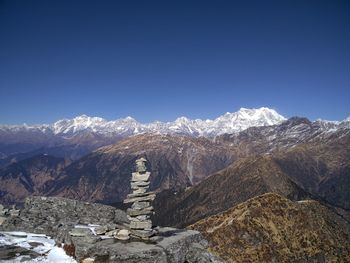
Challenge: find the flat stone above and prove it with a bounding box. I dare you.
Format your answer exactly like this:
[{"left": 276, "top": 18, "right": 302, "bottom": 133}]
[
  {"left": 69, "top": 228, "right": 92, "bottom": 237},
  {"left": 130, "top": 229, "right": 154, "bottom": 239},
  {"left": 95, "top": 225, "right": 108, "bottom": 235},
  {"left": 131, "top": 201, "right": 150, "bottom": 210},
  {"left": 127, "top": 191, "right": 155, "bottom": 199},
  {"left": 127, "top": 207, "right": 153, "bottom": 216},
  {"left": 131, "top": 181, "right": 150, "bottom": 187},
  {"left": 82, "top": 258, "right": 95, "bottom": 263},
  {"left": 132, "top": 187, "right": 148, "bottom": 194},
  {"left": 124, "top": 194, "right": 156, "bottom": 204},
  {"left": 136, "top": 215, "right": 150, "bottom": 221},
  {"left": 130, "top": 220, "right": 152, "bottom": 230},
  {"left": 82, "top": 239, "right": 167, "bottom": 263},
  {"left": 131, "top": 172, "right": 150, "bottom": 182},
  {"left": 4, "top": 231, "right": 28, "bottom": 237}
]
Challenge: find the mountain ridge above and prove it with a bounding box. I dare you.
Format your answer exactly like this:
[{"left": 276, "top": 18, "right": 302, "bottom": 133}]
[{"left": 0, "top": 107, "right": 287, "bottom": 137}]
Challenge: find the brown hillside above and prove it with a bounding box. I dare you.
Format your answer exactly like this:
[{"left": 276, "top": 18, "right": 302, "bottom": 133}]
[
  {"left": 190, "top": 193, "right": 350, "bottom": 263},
  {"left": 153, "top": 155, "right": 309, "bottom": 227}
]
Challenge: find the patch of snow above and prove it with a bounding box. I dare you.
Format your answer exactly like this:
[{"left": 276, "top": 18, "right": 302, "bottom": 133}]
[
  {"left": 0, "top": 231, "right": 77, "bottom": 263},
  {"left": 47, "top": 246, "right": 76, "bottom": 263}
]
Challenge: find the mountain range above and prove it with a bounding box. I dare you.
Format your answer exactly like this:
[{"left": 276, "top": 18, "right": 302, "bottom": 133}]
[
  {"left": 1, "top": 107, "right": 349, "bottom": 164},
  {"left": 1, "top": 107, "right": 350, "bottom": 261},
  {"left": 0, "top": 108, "right": 349, "bottom": 211},
  {"left": 0, "top": 107, "right": 285, "bottom": 163},
  {"left": 0, "top": 107, "right": 286, "bottom": 137}
]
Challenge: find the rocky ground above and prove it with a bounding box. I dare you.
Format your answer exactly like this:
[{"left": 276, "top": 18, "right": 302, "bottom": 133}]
[{"left": 0, "top": 196, "right": 223, "bottom": 263}]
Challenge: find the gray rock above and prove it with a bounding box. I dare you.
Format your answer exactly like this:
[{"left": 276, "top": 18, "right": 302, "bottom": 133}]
[
  {"left": 132, "top": 187, "right": 148, "bottom": 194},
  {"left": 130, "top": 220, "right": 152, "bottom": 229},
  {"left": 136, "top": 215, "right": 150, "bottom": 221},
  {"left": 127, "top": 207, "right": 153, "bottom": 216},
  {"left": 67, "top": 227, "right": 223, "bottom": 263},
  {"left": 131, "top": 185, "right": 150, "bottom": 190},
  {"left": 9, "top": 209, "right": 20, "bottom": 217},
  {"left": 95, "top": 225, "right": 108, "bottom": 235},
  {"left": 124, "top": 194, "right": 156, "bottom": 204},
  {"left": 83, "top": 239, "right": 167, "bottom": 263},
  {"left": 131, "top": 172, "right": 151, "bottom": 182},
  {"left": 187, "top": 243, "right": 225, "bottom": 263},
  {"left": 0, "top": 196, "right": 128, "bottom": 238},
  {"left": 132, "top": 201, "right": 151, "bottom": 210},
  {"left": 127, "top": 191, "right": 156, "bottom": 199},
  {"left": 130, "top": 229, "right": 153, "bottom": 239},
  {"left": 131, "top": 181, "right": 150, "bottom": 187},
  {"left": 115, "top": 229, "right": 130, "bottom": 240},
  {"left": 0, "top": 245, "right": 41, "bottom": 261},
  {"left": 156, "top": 227, "right": 211, "bottom": 263},
  {"left": 69, "top": 228, "right": 92, "bottom": 237}
]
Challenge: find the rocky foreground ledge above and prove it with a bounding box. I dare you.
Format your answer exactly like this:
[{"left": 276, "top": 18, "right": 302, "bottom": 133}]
[{"left": 0, "top": 196, "right": 223, "bottom": 263}]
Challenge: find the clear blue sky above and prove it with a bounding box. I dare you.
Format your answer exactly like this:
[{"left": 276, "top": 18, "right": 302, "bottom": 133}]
[{"left": 0, "top": 0, "right": 349, "bottom": 124}]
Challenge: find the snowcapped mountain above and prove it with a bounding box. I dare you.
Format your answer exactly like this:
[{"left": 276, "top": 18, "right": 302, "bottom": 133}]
[
  {"left": 0, "top": 107, "right": 287, "bottom": 138},
  {"left": 1, "top": 107, "right": 348, "bottom": 162}
]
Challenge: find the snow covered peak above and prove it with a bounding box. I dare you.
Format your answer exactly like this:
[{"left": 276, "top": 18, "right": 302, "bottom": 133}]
[
  {"left": 53, "top": 115, "right": 108, "bottom": 134},
  {"left": 343, "top": 116, "right": 350, "bottom": 122},
  {"left": 0, "top": 107, "right": 287, "bottom": 137},
  {"left": 209, "top": 107, "right": 286, "bottom": 135}
]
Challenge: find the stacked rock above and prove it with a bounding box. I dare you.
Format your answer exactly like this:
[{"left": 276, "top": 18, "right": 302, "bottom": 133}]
[{"left": 124, "top": 158, "right": 156, "bottom": 240}]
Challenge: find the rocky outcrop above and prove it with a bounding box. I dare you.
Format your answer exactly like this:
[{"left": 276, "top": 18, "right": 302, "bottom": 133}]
[
  {"left": 0, "top": 196, "right": 129, "bottom": 237},
  {"left": 190, "top": 193, "right": 350, "bottom": 263},
  {"left": 0, "top": 196, "right": 223, "bottom": 263},
  {"left": 68, "top": 227, "right": 223, "bottom": 263}
]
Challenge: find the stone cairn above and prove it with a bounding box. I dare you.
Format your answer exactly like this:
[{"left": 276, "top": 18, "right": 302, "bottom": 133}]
[{"left": 123, "top": 158, "right": 156, "bottom": 240}]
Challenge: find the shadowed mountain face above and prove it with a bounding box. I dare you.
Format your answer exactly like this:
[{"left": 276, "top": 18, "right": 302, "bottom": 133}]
[
  {"left": 153, "top": 155, "right": 310, "bottom": 227},
  {"left": 0, "top": 131, "right": 123, "bottom": 167},
  {"left": 0, "top": 155, "right": 66, "bottom": 204},
  {"left": 47, "top": 134, "right": 235, "bottom": 203},
  {"left": 273, "top": 130, "right": 350, "bottom": 210},
  {"left": 190, "top": 193, "right": 350, "bottom": 263}
]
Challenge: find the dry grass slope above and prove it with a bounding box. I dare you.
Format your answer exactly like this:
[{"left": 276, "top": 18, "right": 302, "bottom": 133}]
[{"left": 190, "top": 193, "right": 350, "bottom": 263}]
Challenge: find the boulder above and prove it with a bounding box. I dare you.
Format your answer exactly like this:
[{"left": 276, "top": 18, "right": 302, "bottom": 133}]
[{"left": 115, "top": 229, "right": 130, "bottom": 240}]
